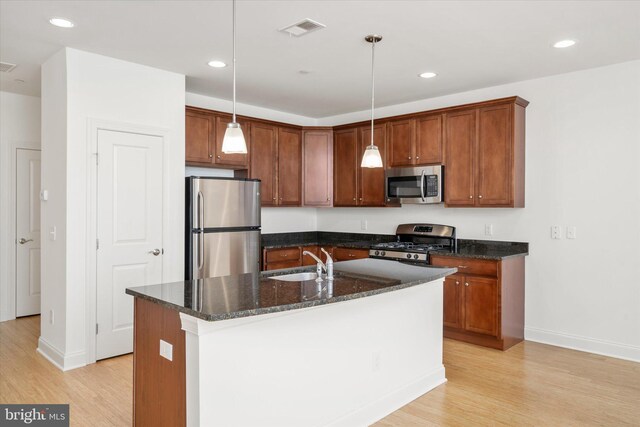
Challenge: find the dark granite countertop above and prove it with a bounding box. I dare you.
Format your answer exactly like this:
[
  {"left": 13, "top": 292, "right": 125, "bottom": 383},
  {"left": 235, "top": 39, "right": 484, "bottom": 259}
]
[
  {"left": 430, "top": 239, "right": 529, "bottom": 260},
  {"left": 262, "top": 231, "right": 528, "bottom": 261},
  {"left": 125, "top": 259, "right": 456, "bottom": 322}
]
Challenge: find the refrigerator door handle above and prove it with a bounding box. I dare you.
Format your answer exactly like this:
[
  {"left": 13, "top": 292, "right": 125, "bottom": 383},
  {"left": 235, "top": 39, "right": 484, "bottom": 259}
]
[
  {"left": 197, "top": 232, "right": 204, "bottom": 272},
  {"left": 197, "top": 191, "right": 204, "bottom": 230}
]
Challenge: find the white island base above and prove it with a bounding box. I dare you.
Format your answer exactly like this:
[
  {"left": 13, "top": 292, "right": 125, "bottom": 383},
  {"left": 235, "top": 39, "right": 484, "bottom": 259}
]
[{"left": 179, "top": 278, "right": 446, "bottom": 427}]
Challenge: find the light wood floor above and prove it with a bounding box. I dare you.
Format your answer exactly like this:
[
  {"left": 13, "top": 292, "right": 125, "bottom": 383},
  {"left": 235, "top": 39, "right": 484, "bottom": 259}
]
[{"left": 1, "top": 316, "right": 639, "bottom": 426}]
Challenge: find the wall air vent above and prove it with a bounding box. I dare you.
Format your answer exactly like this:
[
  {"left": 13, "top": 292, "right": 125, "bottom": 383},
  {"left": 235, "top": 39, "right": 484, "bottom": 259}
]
[
  {"left": 279, "top": 19, "right": 326, "bottom": 37},
  {"left": 0, "top": 62, "right": 17, "bottom": 73}
]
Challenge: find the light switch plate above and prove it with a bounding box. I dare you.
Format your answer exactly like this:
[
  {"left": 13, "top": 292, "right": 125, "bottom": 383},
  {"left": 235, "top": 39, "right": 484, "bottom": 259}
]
[
  {"left": 160, "top": 339, "right": 173, "bottom": 361},
  {"left": 567, "top": 226, "right": 577, "bottom": 239}
]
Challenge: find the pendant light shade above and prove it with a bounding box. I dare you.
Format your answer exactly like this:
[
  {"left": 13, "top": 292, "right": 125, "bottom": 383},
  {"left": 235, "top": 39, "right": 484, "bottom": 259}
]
[
  {"left": 361, "top": 34, "right": 383, "bottom": 168},
  {"left": 361, "top": 145, "right": 383, "bottom": 168},
  {"left": 221, "top": 0, "right": 247, "bottom": 154}
]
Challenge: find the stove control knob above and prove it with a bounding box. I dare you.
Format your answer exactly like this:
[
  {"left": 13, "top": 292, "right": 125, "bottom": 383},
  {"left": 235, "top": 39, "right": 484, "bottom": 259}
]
[
  {"left": 374, "top": 251, "right": 380, "bottom": 256},
  {"left": 406, "top": 254, "right": 412, "bottom": 259},
  {"left": 413, "top": 254, "right": 419, "bottom": 259},
  {"left": 381, "top": 251, "right": 386, "bottom": 256}
]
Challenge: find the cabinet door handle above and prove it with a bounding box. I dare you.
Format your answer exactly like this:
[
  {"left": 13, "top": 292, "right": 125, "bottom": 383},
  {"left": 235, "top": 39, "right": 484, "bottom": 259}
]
[
  {"left": 408, "top": 156, "right": 412, "bottom": 160},
  {"left": 469, "top": 195, "right": 473, "bottom": 199},
  {"left": 272, "top": 197, "right": 276, "bottom": 200},
  {"left": 282, "top": 254, "right": 288, "bottom": 257},
  {"left": 209, "top": 154, "right": 213, "bottom": 158},
  {"left": 478, "top": 195, "right": 483, "bottom": 199},
  {"left": 455, "top": 281, "right": 459, "bottom": 285},
  {"left": 457, "top": 265, "right": 468, "bottom": 269},
  {"left": 359, "top": 198, "right": 363, "bottom": 201},
  {"left": 416, "top": 156, "right": 420, "bottom": 160},
  {"left": 465, "top": 282, "right": 469, "bottom": 287},
  {"left": 353, "top": 198, "right": 356, "bottom": 201},
  {"left": 217, "top": 155, "right": 221, "bottom": 159},
  {"left": 349, "top": 254, "right": 355, "bottom": 257}
]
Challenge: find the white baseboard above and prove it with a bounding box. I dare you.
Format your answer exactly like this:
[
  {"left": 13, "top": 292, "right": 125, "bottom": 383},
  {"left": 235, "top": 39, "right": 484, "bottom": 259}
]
[
  {"left": 37, "top": 337, "right": 87, "bottom": 371},
  {"left": 525, "top": 327, "right": 640, "bottom": 363},
  {"left": 328, "top": 366, "right": 447, "bottom": 427}
]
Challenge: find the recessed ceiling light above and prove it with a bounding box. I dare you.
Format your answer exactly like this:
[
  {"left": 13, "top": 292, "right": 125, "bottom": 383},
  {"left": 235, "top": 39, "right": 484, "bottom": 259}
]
[
  {"left": 49, "top": 17, "right": 75, "bottom": 28},
  {"left": 208, "top": 60, "right": 227, "bottom": 68},
  {"left": 553, "top": 39, "right": 576, "bottom": 48},
  {"left": 419, "top": 72, "right": 437, "bottom": 79}
]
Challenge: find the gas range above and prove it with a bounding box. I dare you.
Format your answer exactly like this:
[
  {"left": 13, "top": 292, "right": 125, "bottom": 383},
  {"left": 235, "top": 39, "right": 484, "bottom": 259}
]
[{"left": 369, "top": 223, "right": 456, "bottom": 264}]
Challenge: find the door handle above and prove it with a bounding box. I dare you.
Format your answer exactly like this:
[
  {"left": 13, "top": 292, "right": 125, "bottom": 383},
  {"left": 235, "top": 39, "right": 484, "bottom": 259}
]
[
  {"left": 149, "top": 249, "right": 161, "bottom": 256},
  {"left": 197, "top": 191, "right": 204, "bottom": 230},
  {"left": 420, "top": 169, "right": 426, "bottom": 202},
  {"left": 18, "top": 238, "right": 33, "bottom": 245}
]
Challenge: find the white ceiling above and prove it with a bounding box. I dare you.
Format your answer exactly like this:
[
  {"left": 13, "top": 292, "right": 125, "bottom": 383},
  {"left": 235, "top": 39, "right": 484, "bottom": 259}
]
[{"left": 1, "top": 1, "right": 639, "bottom": 118}]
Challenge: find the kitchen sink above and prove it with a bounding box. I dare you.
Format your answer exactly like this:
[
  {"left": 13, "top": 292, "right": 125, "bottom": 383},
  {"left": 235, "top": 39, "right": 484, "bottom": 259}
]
[{"left": 268, "top": 272, "right": 319, "bottom": 282}]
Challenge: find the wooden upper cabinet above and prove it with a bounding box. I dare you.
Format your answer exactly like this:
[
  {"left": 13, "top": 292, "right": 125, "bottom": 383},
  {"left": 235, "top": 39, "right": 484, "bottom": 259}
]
[
  {"left": 444, "top": 99, "right": 526, "bottom": 208},
  {"left": 250, "top": 123, "right": 277, "bottom": 206},
  {"left": 359, "top": 124, "right": 386, "bottom": 206},
  {"left": 387, "top": 119, "right": 415, "bottom": 167},
  {"left": 445, "top": 109, "right": 476, "bottom": 206},
  {"left": 185, "top": 109, "right": 214, "bottom": 164},
  {"left": 214, "top": 115, "right": 250, "bottom": 167},
  {"left": 277, "top": 127, "right": 302, "bottom": 206},
  {"left": 303, "top": 129, "right": 333, "bottom": 207},
  {"left": 416, "top": 114, "right": 443, "bottom": 164},
  {"left": 333, "top": 128, "right": 358, "bottom": 207},
  {"left": 387, "top": 115, "right": 442, "bottom": 167},
  {"left": 477, "top": 104, "right": 512, "bottom": 206}
]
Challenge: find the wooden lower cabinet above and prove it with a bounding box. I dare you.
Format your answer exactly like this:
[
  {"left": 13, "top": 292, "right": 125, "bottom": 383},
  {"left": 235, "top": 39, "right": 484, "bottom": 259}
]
[
  {"left": 332, "top": 247, "right": 370, "bottom": 262},
  {"left": 262, "top": 245, "right": 364, "bottom": 270},
  {"left": 431, "top": 255, "right": 525, "bottom": 350},
  {"left": 133, "top": 298, "right": 185, "bottom": 427}
]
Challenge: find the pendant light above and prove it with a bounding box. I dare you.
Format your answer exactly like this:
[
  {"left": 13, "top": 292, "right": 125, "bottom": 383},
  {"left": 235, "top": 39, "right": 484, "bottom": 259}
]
[
  {"left": 361, "top": 34, "right": 383, "bottom": 168},
  {"left": 221, "top": 0, "right": 247, "bottom": 154}
]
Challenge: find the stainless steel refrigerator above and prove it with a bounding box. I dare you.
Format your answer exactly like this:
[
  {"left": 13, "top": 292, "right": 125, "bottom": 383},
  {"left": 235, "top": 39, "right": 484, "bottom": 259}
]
[{"left": 185, "top": 177, "right": 261, "bottom": 280}]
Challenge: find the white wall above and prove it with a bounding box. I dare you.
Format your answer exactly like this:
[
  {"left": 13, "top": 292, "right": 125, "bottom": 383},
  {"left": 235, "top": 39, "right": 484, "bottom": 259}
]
[
  {"left": 316, "top": 61, "right": 640, "bottom": 361},
  {"left": 0, "top": 91, "right": 41, "bottom": 321},
  {"left": 40, "top": 48, "right": 185, "bottom": 369}
]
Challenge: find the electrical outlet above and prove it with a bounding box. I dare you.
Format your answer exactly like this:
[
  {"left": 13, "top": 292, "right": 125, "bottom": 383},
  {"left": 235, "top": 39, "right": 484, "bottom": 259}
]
[
  {"left": 567, "top": 226, "right": 577, "bottom": 239},
  {"left": 484, "top": 224, "right": 493, "bottom": 236},
  {"left": 160, "top": 339, "right": 173, "bottom": 361},
  {"left": 361, "top": 220, "right": 368, "bottom": 231},
  {"left": 551, "top": 225, "right": 562, "bottom": 239}
]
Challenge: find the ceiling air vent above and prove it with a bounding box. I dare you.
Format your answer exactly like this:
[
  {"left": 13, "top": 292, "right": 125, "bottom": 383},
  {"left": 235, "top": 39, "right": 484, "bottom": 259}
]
[
  {"left": 279, "top": 19, "right": 326, "bottom": 37},
  {"left": 0, "top": 62, "right": 17, "bottom": 73}
]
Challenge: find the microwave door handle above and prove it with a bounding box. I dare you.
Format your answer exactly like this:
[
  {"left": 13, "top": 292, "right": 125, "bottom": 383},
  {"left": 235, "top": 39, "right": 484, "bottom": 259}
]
[{"left": 420, "top": 170, "right": 426, "bottom": 202}]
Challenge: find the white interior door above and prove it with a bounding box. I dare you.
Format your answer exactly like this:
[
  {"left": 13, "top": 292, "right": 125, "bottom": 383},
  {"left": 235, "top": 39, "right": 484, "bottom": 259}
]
[
  {"left": 16, "top": 149, "right": 41, "bottom": 317},
  {"left": 96, "top": 129, "right": 164, "bottom": 360}
]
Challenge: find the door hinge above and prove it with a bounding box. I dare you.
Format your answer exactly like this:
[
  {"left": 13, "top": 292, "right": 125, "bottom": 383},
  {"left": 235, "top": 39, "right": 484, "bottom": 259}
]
[
  {"left": 96, "top": 239, "right": 100, "bottom": 250},
  {"left": 96, "top": 323, "right": 99, "bottom": 335}
]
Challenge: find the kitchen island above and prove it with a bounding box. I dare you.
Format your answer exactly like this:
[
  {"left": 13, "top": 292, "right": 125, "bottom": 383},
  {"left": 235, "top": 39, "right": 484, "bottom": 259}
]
[{"left": 126, "top": 258, "right": 456, "bottom": 427}]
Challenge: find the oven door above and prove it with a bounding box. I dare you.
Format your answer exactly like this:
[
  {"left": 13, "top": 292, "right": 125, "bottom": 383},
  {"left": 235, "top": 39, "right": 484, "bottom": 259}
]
[{"left": 386, "top": 166, "right": 443, "bottom": 204}]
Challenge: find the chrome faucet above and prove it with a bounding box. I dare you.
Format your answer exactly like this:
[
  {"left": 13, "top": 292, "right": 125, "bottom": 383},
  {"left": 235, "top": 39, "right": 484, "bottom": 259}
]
[
  {"left": 320, "top": 248, "right": 334, "bottom": 280},
  {"left": 303, "top": 251, "right": 325, "bottom": 281},
  {"left": 302, "top": 248, "right": 334, "bottom": 281}
]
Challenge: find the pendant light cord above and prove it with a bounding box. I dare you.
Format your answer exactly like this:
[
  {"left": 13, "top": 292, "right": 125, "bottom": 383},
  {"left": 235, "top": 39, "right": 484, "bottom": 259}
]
[
  {"left": 232, "top": 0, "right": 237, "bottom": 123},
  {"left": 370, "top": 38, "right": 375, "bottom": 147}
]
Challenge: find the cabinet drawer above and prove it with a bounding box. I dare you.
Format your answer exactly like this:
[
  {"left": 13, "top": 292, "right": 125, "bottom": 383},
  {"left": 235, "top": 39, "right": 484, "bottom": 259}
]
[
  {"left": 265, "top": 247, "right": 301, "bottom": 263},
  {"left": 264, "top": 260, "right": 301, "bottom": 271},
  {"left": 333, "top": 247, "right": 370, "bottom": 262},
  {"left": 430, "top": 255, "right": 498, "bottom": 277}
]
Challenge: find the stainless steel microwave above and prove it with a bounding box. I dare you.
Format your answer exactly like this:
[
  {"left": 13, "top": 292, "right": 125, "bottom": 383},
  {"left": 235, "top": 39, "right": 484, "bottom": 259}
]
[{"left": 385, "top": 165, "right": 443, "bottom": 204}]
